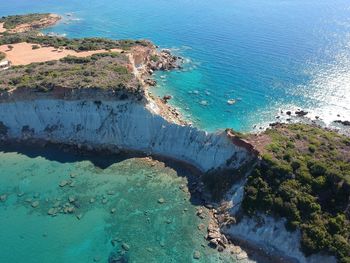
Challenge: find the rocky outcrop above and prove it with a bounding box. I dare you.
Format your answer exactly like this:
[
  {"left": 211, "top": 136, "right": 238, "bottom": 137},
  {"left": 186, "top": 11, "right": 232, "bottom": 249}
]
[
  {"left": 223, "top": 215, "right": 336, "bottom": 263},
  {"left": 0, "top": 98, "right": 253, "bottom": 172},
  {"left": 334, "top": 120, "right": 350, "bottom": 126},
  {"left": 7, "top": 14, "right": 61, "bottom": 33},
  {"left": 221, "top": 183, "right": 337, "bottom": 263}
]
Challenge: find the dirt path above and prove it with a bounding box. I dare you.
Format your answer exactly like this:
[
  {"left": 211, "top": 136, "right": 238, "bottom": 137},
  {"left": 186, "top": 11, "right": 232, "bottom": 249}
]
[{"left": 0, "top": 42, "right": 123, "bottom": 65}]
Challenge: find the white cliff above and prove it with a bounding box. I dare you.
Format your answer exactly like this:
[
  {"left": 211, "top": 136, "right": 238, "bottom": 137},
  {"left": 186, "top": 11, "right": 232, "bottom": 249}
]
[
  {"left": 0, "top": 98, "right": 252, "bottom": 172},
  {"left": 222, "top": 185, "right": 337, "bottom": 263}
]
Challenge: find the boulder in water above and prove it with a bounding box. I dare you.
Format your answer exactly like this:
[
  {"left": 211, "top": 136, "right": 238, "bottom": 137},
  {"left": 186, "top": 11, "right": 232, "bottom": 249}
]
[
  {"left": 227, "top": 99, "right": 236, "bottom": 105},
  {"left": 59, "top": 180, "right": 68, "bottom": 187},
  {"left": 295, "top": 110, "right": 308, "bottom": 116},
  {"left": 47, "top": 208, "right": 57, "bottom": 216},
  {"left": 122, "top": 242, "right": 130, "bottom": 251},
  {"left": 334, "top": 120, "right": 350, "bottom": 126},
  {"left": 0, "top": 194, "right": 7, "bottom": 202},
  {"left": 193, "top": 250, "right": 201, "bottom": 259},
  {"left": 31, "top": 201, "right": 40, "bottom": 208}
]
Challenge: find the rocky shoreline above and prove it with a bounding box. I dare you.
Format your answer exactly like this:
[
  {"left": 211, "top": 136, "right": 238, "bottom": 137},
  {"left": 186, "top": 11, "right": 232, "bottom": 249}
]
[{"left": 261, "top": 108, "right": 350, "bottom": 137}]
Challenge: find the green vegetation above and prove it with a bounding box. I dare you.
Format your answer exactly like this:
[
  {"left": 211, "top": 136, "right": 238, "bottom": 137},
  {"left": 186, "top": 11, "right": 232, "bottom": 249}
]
[
  {"left": 0, "top": 52, "right": 5, "bottom": 61},
  {"left": 0, "top": 13, "right": 51, "bottom": 29},
  {"left": 242, "top": 124, "right": 350, "bottom": 262},
  {"left": 150, "top": 54, "right": 159, "bottom": 62},
  {"left": 0, "top": 52, "right": 141, "bottom": 94},
  {"left": 0, "top": 31, "right": 151, "bottom": 51}
]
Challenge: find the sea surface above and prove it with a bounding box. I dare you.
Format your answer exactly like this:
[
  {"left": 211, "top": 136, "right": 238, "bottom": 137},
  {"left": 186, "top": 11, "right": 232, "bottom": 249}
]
[{"left": 0, "top": 0, "right": 350, "bottom": 262}]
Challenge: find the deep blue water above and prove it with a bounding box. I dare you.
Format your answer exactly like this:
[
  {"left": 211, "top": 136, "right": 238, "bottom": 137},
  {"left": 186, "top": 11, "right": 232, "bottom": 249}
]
[{"left": 1, "top": 0, "right": 350, "bottom": 131}]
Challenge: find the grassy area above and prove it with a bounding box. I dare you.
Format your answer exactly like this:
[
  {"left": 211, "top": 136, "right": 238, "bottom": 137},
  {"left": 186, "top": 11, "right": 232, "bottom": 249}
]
[
  {"left": 0, "top": 31, "right": 151, "bottom": 51},
  {"left": 0, "top": 13, "right": 51, "bottom": 29},
  {"left": 0, "top": 52, "right": 141, "bottom": 94},
  {"left": 242, "top": 124, "right": 350, "bottom": 262},
  {"left": 0, "top": 52, "right": 5, "bottom": 61}
]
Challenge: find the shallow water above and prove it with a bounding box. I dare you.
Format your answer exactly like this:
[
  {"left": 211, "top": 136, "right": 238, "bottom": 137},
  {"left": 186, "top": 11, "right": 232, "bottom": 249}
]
[
  {"left": 0, "top": 146, "right": 237, "bottom": 263},
  {"left": 1, "top": 0, "right": 349, "bottom": 131}
]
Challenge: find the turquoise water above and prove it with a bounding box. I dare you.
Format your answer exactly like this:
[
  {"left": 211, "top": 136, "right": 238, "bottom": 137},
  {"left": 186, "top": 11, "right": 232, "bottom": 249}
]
[
  {"left": 1, "top": 0, "right": 349, "bottom": 131},
  {"left": 0, "top": 145, "right": 236, "bottom": 262}
]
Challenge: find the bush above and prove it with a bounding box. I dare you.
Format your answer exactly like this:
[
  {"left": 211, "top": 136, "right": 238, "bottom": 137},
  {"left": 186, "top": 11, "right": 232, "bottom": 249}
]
[
  {"left": 0, "top": 52, "right": 5, "bottom": 61},
  {"left": 242, "top": 124, "right": 350, "bottom": 261}
]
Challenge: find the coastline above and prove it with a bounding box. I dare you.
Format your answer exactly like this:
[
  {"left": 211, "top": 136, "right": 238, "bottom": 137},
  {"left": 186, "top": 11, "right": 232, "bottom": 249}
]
[{"left": 0, "top": 12, "right": 348, "bottom": 263}]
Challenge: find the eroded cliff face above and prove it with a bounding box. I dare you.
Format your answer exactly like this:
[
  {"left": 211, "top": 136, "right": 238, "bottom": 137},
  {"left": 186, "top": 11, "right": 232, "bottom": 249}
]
[
  {"left": 223, "top": 216, "right": 336, "bottom": 263},
  {"left": 222, "top": 185, "right": 337, "bottom": 263},
  {"left": 0, "top": 98, "right": 253, "bottom": 172}
]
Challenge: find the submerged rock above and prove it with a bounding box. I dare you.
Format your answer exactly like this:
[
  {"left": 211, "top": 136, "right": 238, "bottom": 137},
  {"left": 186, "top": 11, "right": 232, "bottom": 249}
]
[
  {"left": 122, "top": 242, "right": 130, "bottom": 251},
  {"left": 107, "top": 190, "right": 115, "bottom": 195},
  {"left": 47, "top": 208, "right": 57, "bottom": 216},
  {"left": 0, "top": 194, "right": 7, "bottom": 202},
  {"left": 108, "top": 252, "right": 128, "bottom": 263},
  {"left": 199, "top": 100, "right": 208, "bottom": 106},
  {"left": 59, "top": 180, "right": 69, "bottom": 187},
  {"left": 193, "top": 250, "right": 201, "bottom": 259},
  {"left": 31, "top": 201, "right": 40, "bottom": 208},
  {"left": 93, "top": 256, "right": 101, "bottom": 262},
  {"left": 197, "top": 223, "right": 206, "bottom": 230},
  {"left": 157, "top": 198, "right": 165, "bottom": 204}
]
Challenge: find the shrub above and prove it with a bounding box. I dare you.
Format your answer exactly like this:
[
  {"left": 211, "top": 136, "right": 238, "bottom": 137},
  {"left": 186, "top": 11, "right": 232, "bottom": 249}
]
[
  {"left": 0, "top": 52, "right": 5, "bottom": 61},
  {"left": 242, "top": 124, "right": 350, "bottom": 261}
]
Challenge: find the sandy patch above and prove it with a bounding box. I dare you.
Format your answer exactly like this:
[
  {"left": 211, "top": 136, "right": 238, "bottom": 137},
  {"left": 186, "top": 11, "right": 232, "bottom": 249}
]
[
  {"left": 0, "top": 42, "right": 124, "bottom": 65},
  {"left": 0, "top": 23, "right": 6, "bottom": 33}
]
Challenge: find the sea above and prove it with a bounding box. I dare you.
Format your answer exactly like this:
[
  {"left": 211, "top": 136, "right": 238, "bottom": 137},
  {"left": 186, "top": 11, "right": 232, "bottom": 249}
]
[{"left": 0, "top": 0, "right": 349, "bottom": 262}]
